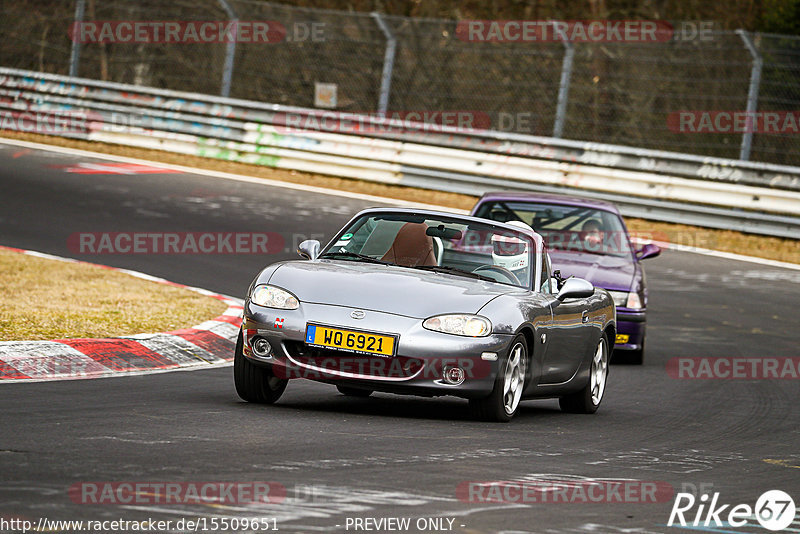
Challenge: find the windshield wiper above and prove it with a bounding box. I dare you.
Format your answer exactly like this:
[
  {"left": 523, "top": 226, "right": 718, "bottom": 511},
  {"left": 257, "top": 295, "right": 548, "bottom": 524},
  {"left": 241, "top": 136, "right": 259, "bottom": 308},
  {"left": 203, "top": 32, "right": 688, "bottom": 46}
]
[
  {"left": 319, "top": 251, "right": 392, "bottom": 265},
  {"left": 410, "top": 264, "right": 498, "bottom": 283}
]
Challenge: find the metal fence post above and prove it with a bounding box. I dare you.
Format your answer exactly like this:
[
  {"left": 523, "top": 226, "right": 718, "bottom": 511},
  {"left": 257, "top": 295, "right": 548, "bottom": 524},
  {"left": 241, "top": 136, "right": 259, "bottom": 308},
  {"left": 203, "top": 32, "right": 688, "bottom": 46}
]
[
  {"left": 553, "top": 38, "right": 574, "bottom": 138},
  {"left": 68, "top": 0, "right": 86, "bottom": 77},
  {"left": 371, "top": 12, "right": 397, "bottom": 115},
  {"left": 736, "top": 29, "right": 762, "bottom": 161},
  {"left": 217, "top": 0, "right": 238, "bottom": 97}
]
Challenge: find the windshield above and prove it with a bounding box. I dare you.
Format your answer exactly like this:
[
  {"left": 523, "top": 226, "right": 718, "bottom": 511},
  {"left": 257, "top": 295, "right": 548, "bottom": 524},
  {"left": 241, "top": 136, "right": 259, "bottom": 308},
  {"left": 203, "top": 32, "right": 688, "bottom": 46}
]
[
  {"left": 321, "top": 212, "right": 535, "bottom": 288},
  {"left": 475, "top": 201, "right": 633, "bottom": 258}
]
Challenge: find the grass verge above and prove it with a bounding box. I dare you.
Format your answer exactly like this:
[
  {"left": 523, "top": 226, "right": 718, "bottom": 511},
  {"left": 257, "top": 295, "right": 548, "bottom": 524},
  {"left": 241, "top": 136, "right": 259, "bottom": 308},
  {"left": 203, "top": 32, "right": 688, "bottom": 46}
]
[
  {"left": 0, "top": 249, "right": 227, "bottom": 341},
  {"left": 2, "top": 131, "right": 799, "bottom": 265}
]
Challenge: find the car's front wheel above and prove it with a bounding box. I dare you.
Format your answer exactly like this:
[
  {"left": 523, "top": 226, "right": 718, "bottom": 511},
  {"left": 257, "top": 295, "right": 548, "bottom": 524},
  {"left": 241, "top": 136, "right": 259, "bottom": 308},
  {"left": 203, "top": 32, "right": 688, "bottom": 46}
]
[
  {"left": 469, "top": 334, "right": 528, "bottom": 422},
  {"left": 559, "top": 334, "right": 609, "bottom": 414},
  {"left": 233, "top": 331, "right": 287, "bottom": 404}
]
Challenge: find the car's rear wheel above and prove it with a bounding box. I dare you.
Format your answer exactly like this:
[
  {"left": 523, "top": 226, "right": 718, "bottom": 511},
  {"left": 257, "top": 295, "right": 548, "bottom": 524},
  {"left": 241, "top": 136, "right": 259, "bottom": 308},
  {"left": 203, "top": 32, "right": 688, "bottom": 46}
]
[
  {"left": 469, "top": 334, "right": 528, "bottom": 422},
  {"left": 336, "top": 385, "right": 373, "bottom": 397},
  {"left": 559, "top": 334, "right": 609, "bottom": 414},
  {"left": 234, "top": 331, "right": 287, "bottom": 404}
]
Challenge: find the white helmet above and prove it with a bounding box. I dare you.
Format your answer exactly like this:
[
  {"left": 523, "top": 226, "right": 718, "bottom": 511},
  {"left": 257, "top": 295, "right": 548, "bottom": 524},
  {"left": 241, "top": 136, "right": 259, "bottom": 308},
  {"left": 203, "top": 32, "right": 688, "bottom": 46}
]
[{"left": 491, "top": 221, "right": 532, "bottom": 272}]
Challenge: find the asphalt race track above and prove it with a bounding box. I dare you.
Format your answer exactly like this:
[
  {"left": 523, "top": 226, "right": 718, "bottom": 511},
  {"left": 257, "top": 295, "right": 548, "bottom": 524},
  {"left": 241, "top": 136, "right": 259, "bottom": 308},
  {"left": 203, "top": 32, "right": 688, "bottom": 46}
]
[{"left": 1, "top": 141, "right": 799, "bottom": 534}]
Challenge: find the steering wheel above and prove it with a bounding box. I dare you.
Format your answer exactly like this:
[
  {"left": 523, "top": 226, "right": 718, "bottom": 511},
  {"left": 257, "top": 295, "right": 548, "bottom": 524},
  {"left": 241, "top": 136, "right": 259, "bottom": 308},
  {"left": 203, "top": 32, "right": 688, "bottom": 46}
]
[{"left": 472, "top": 265, "right": 521, "bottom": 285}]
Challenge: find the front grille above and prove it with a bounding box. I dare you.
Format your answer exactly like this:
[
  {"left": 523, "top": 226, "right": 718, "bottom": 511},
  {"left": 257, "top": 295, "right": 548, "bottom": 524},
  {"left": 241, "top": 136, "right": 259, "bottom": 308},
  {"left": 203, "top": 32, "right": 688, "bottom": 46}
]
[{"left": 282, "top": 341, "right": 423, "bottom": 379}]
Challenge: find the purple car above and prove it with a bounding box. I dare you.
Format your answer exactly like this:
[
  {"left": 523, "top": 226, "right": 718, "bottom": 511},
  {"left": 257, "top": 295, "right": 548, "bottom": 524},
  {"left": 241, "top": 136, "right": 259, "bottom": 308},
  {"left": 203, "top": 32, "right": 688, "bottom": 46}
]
[{"left": 471, "top": 192, "right": 660, "bottom": 364}]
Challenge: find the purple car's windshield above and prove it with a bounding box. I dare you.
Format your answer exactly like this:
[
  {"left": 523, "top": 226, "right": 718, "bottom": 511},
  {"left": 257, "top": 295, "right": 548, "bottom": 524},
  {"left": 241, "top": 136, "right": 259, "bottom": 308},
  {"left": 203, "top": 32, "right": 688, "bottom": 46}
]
[
  {"left": 475, "top": 201, "right": 633, "bottom": 258},
  {"left": 321, "top": 213, "right": 534, "bottom": 288}
]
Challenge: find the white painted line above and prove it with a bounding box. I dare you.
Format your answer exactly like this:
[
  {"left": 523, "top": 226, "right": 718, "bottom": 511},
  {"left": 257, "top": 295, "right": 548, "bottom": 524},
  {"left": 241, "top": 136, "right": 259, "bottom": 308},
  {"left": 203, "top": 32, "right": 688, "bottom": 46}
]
[
  {"left": 641, "top": 239, "right": 800, "bottom": 272},
  {"left": 0, "top": 136, "right": 463, "bottom": 213},
  {"left": 1, "top": 136, "right": 797, "bottom": 271},
  {"left": 23, "top": 250, "right": 81, "bottom": 263},
  {"left": 2, "top": 244, "right": 244, "bottom": 304}
]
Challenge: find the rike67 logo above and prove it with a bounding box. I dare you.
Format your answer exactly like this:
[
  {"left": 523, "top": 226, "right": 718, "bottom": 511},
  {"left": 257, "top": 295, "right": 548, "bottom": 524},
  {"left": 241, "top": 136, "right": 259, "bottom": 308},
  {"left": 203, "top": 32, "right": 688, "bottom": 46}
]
[{"left": 668, "top": 490, "right": 796, "bottom": 531}]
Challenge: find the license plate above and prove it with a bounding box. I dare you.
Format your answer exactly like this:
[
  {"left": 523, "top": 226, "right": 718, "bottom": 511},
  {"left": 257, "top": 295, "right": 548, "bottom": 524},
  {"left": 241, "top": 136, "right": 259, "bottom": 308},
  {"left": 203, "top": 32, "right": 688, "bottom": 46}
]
[
  {"left": 615, "top": 334, "right": 630, "bottom": 344},
  {"left": 305, "top": 324, "right": 396, "bottom": 357}
]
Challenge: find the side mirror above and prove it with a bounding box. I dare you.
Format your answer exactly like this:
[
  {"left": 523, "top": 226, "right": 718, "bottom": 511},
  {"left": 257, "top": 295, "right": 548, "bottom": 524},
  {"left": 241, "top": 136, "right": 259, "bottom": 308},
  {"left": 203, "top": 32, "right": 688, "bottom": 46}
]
[
  {"left": 636, "top": 243, "right": 661, "bottom": 260},
  {"left": 297, "top": 239, "right": 320, "bottom": 260},
  {"left": 556, "top": 277, "right": 594, "bottom": 301}
]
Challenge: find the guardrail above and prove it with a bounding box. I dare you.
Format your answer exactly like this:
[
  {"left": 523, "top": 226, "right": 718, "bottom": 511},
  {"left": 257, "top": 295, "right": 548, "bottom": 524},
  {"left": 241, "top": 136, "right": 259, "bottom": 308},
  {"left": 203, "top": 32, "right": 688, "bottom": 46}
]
[{"left": 1, "top": 66, "right": 799, "bottom": 238}]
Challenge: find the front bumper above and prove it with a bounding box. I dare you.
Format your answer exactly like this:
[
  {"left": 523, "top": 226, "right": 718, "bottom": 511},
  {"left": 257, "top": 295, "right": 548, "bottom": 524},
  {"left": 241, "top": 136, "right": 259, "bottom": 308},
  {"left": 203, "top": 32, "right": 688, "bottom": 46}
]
[
  {"left": 241, "top": 300, "right": 513, "bottom": 399},
  {"left": 614, "top": 310, "right": 646, "bottom": 351}
]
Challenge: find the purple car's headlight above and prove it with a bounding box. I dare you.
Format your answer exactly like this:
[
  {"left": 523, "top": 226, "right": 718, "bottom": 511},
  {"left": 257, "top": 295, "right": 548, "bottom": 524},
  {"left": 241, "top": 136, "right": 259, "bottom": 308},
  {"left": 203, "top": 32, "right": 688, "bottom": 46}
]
[
  {"left": 251, "top": 285, "right": 299, "bottom": 310},
  {"left": 626, "top": 292, "right": 643, "bottom": 309},
  {"left": 423, "top": 314, "right": 491, "bottom": 337},
  {"left": 608, "top": 290, "right": 643, "bottom": 310}
]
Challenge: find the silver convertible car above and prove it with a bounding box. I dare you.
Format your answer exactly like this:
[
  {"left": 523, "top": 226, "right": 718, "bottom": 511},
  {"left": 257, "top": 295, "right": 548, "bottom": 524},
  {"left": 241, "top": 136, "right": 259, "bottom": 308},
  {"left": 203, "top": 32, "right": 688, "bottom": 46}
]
[{"left": 235, "top": 208, "right": 616, "bottom": 421}]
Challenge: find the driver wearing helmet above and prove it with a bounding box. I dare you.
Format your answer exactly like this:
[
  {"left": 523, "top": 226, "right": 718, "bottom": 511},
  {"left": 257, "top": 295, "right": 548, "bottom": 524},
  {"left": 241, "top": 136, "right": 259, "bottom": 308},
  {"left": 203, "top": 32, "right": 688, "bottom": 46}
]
[{"left": 490, "top": 221, "right": 533, "bottom": 284}]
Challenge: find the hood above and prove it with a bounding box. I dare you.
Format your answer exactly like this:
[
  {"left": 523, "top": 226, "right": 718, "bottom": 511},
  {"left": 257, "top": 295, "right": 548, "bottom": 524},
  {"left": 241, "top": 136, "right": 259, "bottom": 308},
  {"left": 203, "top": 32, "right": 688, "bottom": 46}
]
[
  {"left": 267, "top": 260, "right": 521, "bottom": 318},
  {"left": 549, "top": 251, "right": 637, "bottom": 291}
]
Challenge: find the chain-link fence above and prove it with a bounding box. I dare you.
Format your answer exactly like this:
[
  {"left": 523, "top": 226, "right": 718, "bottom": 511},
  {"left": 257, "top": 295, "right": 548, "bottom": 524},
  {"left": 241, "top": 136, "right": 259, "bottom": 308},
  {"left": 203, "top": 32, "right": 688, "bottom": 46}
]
[{"left": 2, "top": 0, "right": 800, "bottom": 166}]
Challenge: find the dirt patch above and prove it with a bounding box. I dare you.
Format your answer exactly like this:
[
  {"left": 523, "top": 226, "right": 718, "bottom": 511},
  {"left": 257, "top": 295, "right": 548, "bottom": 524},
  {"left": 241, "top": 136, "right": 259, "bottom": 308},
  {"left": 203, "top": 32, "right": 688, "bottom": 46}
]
[{"left": 0, "top": 248, "right": 227, "bottom": 341}]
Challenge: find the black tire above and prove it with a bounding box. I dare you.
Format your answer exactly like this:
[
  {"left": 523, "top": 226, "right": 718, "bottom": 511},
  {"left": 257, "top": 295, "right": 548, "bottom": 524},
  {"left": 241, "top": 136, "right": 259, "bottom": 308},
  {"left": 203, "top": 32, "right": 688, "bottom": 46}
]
[
  {"left": 613, "top": 336, "right": 644, "bottom": 365},
  {"left": 233, "top": 331, "right": 287, "bottom": 404},
  {"left": 559, "top": 334, "right": 609, "bottom": 414},
  {"left": 626, "top": 347, "right": 644, "bottom": 365},
  {"left": 336, "top": 385, "right": 373, "bottom": 397},
  {"left": 611, "top": 338, "right": 644, "bottom": 365},
  {"left": 469, "top": 334, "right": 528, "bottom": 422}
]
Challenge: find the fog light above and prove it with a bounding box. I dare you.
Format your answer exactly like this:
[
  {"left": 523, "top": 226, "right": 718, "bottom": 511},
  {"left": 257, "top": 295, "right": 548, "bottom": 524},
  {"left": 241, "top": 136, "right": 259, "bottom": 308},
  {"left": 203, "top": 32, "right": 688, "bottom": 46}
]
[
  {"left": 442, "top": 366, "right": 466, "bottom": 386},
  {"left": 252, "top": 337, "right": 273, "bottom": 358}
]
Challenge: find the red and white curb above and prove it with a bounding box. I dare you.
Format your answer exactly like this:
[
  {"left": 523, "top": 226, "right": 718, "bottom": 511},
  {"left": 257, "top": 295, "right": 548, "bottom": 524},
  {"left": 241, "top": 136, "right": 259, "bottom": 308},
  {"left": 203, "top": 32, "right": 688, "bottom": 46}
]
[{"left": 0, "top": 246, "right": 243, "bottom": 382}]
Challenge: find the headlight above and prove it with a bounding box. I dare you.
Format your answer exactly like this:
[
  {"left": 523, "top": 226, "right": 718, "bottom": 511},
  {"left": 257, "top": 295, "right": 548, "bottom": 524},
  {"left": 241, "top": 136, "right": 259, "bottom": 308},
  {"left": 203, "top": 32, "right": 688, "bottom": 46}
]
[
  {"left": 423, "top": 314, "right": 492, "bottom": 337},
  {"left": 626, "top": 292, "right": 643, "bottom": 310},
  {"left": 607, "top": 291, "right": 628, "bottom": 307},
  {"left": 608, "top": 290, "right": 643, "bottom": 310},
  {"left": 250, "top": 285, "right": 299, "bottom": 309}
]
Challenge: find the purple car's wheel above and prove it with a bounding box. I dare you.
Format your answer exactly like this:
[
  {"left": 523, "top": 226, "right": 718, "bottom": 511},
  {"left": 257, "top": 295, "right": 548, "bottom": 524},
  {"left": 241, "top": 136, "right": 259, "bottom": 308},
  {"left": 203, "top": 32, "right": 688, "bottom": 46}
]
[
  {"left": 469, "top": 334, "right": 528, "bottom": 422},
  {"left": 615, "top": 335, "right": 644, "bottom": 365},
  {"left": 559, "top": 334, "right": 609, "bottom": 414}
]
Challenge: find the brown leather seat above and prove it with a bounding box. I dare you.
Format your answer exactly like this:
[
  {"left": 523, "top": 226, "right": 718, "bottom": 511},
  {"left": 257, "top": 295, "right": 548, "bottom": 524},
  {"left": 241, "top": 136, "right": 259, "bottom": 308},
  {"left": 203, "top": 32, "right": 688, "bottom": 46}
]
[{"left": 381, "top": 223, "right": 437, "bottom": 267}]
